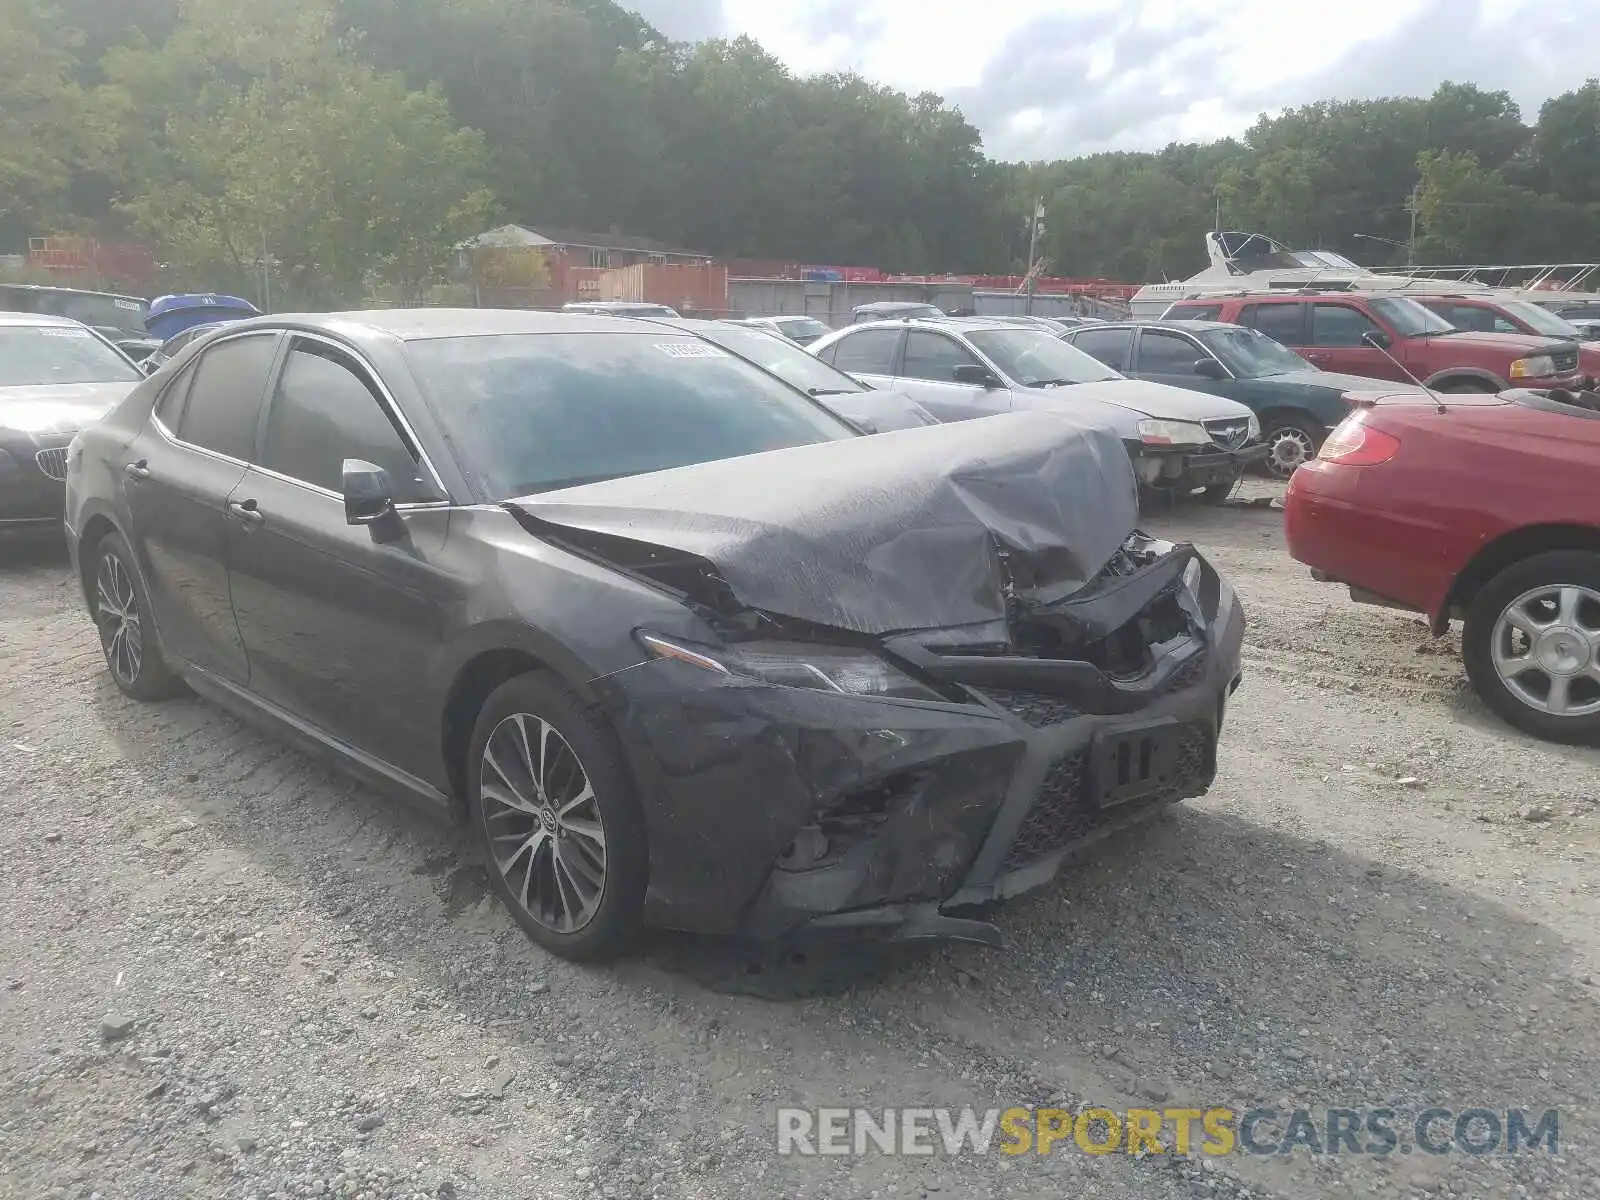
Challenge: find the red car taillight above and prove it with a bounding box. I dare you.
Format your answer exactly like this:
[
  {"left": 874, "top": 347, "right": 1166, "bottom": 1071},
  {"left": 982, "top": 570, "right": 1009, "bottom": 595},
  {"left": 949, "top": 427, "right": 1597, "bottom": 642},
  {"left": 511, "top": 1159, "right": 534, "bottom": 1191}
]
[{"left": 1318, "top": 418, "right": 1400, "bottom": 465}]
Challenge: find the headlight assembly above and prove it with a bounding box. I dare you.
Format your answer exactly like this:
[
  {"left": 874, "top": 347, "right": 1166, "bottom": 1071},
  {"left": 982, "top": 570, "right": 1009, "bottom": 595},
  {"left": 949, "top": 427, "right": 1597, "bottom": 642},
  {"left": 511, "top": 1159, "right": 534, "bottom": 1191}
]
[
  {"left": 1137, "top": 418, "right": 1211, "bottom": 447},
  {"left": 637, "top": 631, "right": 944, "bottom": 701}
]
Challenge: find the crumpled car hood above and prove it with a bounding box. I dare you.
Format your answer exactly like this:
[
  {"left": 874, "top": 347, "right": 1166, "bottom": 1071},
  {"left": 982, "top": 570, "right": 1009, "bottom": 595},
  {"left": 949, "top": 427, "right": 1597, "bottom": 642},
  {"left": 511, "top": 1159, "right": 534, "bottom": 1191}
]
[
  {"left": 510, "top": 411, "right": 1138, "bottom": 635},
  {"left": 0, "top": 382, "right": 139, "bottom": 436}
]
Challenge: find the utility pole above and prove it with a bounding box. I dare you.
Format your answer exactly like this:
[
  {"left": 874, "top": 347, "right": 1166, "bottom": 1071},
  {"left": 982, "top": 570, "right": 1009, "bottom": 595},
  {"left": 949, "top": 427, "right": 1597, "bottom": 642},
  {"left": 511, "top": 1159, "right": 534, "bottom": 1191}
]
[
  {"left": 1405, "top": 185, "right": 1419, "bottom": 267},
  {"left": 1024, "top": 197, "right": 1045, "bottom": 315}
]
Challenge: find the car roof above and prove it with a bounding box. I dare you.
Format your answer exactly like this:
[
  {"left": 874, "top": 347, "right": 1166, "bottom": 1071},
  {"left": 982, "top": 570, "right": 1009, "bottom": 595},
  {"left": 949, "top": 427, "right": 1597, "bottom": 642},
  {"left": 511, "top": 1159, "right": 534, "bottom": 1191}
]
[
  {"left": 1086, "top": 318, "right": 1241, "bottom": 333},
  {"left": 837, "top": 316, "right": 1038, "bottom": 335},
  {"left": 0, "top": 282, "right": 146, "bottom": 303},
  {"left": 237, "top": 308, "right": 686, "bottom": 341},
  {"left": 0, "top": 311, "right": 93, "bottom": 329},
  {"left": 1172, "top": 289, "right": 1419, "bottom": 303}
]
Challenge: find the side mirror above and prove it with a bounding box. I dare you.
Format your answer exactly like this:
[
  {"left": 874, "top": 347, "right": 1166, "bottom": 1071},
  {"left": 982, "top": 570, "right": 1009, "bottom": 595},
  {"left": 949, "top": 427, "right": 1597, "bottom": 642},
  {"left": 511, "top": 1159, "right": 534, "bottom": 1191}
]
[
  {"left": 952, "top": 364, "right": 1001, "bottom": 388},
  {"left": 342, "top": 459, "right": 407, "bottom": 544},
  {"left": 1362, "top": 330, "right": 1392, "bottom": 350},
  {"left": 1193, "top": 358, "right": 1227, "bottom": 380}
]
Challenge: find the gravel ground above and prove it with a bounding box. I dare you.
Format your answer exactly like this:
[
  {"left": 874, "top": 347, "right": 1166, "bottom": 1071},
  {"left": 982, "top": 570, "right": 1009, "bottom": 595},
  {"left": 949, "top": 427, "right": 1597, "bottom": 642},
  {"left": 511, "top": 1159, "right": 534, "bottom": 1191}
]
[{"left": 3, "top": 483, "right": 1599, "bottom": 1200}]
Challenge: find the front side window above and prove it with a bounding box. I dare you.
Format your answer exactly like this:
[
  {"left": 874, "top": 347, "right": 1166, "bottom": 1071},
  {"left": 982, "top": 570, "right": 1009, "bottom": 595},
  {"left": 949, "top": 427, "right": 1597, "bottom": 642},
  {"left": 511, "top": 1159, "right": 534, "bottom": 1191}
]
[
  {"left": 828, "top": 329, "right": 902, "bottom": 374},
  {"left": 1310, "top": 303, "right": 1381, "bottom": 347},
  {"left": 901, "top": 331, "right": 982, "bottom": 382},
  {"left": 0, "top": 325, "right": 142, "bottom": 387},
  {"left": 174, "top": 333, "right": 280, "bottom": 460},
  {"left": 405, "top": 332, "right": 855, "bottom": 499},
  {"left": 1138, "top": 330, "right": 1207, "bottom": 374},
  {"left": 261, "top": 342, "right": 433, "bottom": 501}
]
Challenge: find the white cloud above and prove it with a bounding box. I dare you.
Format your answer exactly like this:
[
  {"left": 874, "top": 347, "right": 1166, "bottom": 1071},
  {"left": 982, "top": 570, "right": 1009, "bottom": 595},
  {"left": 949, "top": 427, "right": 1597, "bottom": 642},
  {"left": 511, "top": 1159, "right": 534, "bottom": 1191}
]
[{"left": 628, "top": 0, "right": 1600, "bottom": 159}]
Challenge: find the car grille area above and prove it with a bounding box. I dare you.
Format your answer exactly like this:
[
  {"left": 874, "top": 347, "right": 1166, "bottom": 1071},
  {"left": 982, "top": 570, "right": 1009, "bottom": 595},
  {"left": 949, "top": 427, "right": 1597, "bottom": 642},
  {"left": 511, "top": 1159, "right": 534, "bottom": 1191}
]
[
  {"left": 1000, "top": 724, "right": 1211, "bottom": 871},
  {"left": 1552, "top": 346, "right": 1579, "bottom": 374},
  {"left": 1204, "top": 417, "right": 1252, "bottom": 450},
  {"left": 34, "top": 447, "right": 69, "bottom": 482}
]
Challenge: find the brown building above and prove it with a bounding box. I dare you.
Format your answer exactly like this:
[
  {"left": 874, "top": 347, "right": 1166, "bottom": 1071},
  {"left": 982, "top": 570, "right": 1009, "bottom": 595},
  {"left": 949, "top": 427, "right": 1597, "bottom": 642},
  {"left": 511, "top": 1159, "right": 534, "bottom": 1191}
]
[{"left": 464, "top": 224, "right": 713, "bottom": 307}]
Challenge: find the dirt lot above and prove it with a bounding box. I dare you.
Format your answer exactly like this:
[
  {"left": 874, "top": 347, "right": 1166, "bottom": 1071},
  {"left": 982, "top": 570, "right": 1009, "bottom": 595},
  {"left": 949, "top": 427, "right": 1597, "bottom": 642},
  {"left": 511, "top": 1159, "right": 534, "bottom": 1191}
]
[{"left": 3, "top": 486, "right": 1599, "bottom": 1200}]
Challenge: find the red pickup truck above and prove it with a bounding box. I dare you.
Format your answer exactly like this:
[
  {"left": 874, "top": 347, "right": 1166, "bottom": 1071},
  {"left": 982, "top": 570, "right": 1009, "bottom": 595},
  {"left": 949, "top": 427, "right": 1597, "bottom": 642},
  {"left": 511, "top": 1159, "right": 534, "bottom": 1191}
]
[{"left": 1165, "top": 290, "right": 1586, "bottom": 393}]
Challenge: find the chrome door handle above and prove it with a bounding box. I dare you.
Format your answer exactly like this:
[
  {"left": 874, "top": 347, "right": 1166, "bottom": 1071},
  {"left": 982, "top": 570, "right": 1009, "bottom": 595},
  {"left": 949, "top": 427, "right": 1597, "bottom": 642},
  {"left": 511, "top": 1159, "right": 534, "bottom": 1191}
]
[
  {"left": 227, "top": 499, "right": 264, "bottom": 526},
  {"left": 124, "top": 460, "right": 151, "bottom": 481}
]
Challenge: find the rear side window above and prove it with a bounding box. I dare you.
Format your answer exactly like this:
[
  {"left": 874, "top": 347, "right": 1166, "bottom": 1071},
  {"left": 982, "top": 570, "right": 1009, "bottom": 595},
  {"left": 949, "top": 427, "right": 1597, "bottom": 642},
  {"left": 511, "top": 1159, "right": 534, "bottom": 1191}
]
[
  {"left": 830, "top": 329, "right": 902, "bottom": 375},
  {"left": 175, "top": 333, "right": 280, "bottom": 460},
  {"left": 1309, "top": 303, "right": 1382, "bottom": 347},
  {"left": 1167, "top": 303, "right": 1222, "bottom": 321},
  {"left": 261, "top": 342, "right": 432, "bottom": 501},
  {"left": 1072, "top": 327, "right": 1134, "bottom": 371},
  {"left": 1241, "top": 302, "right": 1306, "bottom": 346}
]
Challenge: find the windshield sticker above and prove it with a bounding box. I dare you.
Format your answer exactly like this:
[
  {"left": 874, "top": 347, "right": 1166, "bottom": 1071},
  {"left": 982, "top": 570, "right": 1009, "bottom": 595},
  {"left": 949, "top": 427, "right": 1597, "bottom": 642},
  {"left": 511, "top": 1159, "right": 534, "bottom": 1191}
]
[
  {"left": 114, "top": 299, "right": 142, "bottom": 310},
  {"left": 40, "top": 327, "right": 92, "bottom": 337},
  {"left": 654, "top": 343, "right": 729, "bottom": 360}
]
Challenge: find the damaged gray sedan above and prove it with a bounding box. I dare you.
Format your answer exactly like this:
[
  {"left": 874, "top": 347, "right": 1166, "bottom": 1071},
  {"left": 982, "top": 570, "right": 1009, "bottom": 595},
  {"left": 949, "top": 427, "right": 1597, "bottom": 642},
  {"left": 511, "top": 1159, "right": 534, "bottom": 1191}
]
[{"left": 64, "top": 310, "right": 1244, "bottom": 961}]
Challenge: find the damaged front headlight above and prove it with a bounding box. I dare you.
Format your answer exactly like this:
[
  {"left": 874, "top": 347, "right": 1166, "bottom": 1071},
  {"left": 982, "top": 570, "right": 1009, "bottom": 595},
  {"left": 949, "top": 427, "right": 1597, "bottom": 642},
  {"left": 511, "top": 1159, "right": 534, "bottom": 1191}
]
[
  {"left": 1137, "top": 418, "right": 1210, "bottom": 447},
  {"left": 637, "top": 631, "right": 944, "bottom": 701}
]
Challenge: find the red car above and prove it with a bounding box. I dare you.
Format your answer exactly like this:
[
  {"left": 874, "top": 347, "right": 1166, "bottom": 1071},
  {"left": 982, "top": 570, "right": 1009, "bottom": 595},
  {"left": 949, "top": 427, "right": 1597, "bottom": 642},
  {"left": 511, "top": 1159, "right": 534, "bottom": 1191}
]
[
  {"left": 1165, "top": 291, "right": 1587, "bottom": 393},
  {"left": 1415, "top": 293, "right": 1600, "bottom": 380},
  {"left": 1285, "top": 388, "right": 1600, "bottom": 743}
]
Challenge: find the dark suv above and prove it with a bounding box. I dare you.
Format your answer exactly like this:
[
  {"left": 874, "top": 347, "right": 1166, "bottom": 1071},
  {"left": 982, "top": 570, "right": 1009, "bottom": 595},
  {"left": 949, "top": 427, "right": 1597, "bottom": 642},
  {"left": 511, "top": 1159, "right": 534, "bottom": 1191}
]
[{"left": 1165, "top": 291, "right": 1585, "bottom": 393}]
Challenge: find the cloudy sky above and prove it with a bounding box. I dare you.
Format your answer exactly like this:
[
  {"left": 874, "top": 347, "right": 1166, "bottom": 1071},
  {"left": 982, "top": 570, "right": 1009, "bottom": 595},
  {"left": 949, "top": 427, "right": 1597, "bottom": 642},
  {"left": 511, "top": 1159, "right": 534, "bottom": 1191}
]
[{"left": 624, "top": 0, "right": 1596, "bottom": 161}]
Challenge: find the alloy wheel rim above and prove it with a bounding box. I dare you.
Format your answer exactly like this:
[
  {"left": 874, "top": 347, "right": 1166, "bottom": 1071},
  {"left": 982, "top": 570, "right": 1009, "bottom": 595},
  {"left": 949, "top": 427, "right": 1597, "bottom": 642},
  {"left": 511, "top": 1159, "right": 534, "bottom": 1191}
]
[
  {"left": 479, "top": 713, "right": 607, "bottom": 933},
  {"left": 1266, "top": 427, "right": 1315, "bottom": 477},
  {"left": 1491, "top": 583, "right": 1600, "bottom": 718},
  {"left": 96, "top": 552, "right": 143, "bottom": 687}
]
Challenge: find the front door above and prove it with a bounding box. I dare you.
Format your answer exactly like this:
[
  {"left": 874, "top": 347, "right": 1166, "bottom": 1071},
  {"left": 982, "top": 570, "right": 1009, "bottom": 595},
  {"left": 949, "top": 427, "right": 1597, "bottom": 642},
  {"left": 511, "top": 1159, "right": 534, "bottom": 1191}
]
[
  {"left": 121, "top": 330, "right": 283, "bottom": 683},
  {"left": 224, "top": 336, "right": 456, "bottom": 778},
  {"left": 1304, "top": 302, "right": 1399, "bottom": 379},
  {"left": 893, "top": 329, "right": 1009, "bottom": 421},
  {"left": 1131, "top": 328, "right": 1236, "bottom": 399}
]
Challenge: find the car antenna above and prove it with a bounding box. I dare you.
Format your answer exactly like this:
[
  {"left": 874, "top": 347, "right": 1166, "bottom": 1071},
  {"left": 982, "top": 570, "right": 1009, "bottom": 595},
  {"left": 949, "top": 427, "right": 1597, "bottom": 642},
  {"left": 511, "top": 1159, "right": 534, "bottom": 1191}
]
[{"left": 1360, "top": 331, "right": 1448, "bottom": 414}]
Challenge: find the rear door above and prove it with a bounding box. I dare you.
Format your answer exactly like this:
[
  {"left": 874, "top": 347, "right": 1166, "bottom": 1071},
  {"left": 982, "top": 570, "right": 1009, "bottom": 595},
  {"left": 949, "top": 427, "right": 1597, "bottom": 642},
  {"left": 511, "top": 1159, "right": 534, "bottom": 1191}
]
[
  {"left": 893, "top": 329, "right": 1009, "bottom": 421},
  {"left": 1305, "top": 302, "right": 1398, "bottom": 379},
  {"left": 1239, "top": 301, "right": 1308, "bottom": 353},
  {"left": 123, "top": 330, "right": 283, "bottom": 683},
  {"left": 815, "top": 328, "right": 903, "bottom": 391},
  {"left": 224, "top": 335, "right": 456, "bottom": 775}
]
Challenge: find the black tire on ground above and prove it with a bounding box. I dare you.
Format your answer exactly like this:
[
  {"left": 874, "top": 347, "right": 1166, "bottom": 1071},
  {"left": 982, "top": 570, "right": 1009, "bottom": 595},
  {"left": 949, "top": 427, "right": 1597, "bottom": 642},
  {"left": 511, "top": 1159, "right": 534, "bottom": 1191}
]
[
  {"left": 1259, "top": 415, "right": 1323, "bottom": 478},
  {"left": 1202, "top": 479, "right": 1238, "bottom": 503},
  {"left": 89, "top": 531, "right": 186, "bottom": 701},
  {"left": 466, "top": 671, "right": 649, "bottom": 961},
  {"left": 1462, "top": 550, "right": 1600, "bottom": 745}
]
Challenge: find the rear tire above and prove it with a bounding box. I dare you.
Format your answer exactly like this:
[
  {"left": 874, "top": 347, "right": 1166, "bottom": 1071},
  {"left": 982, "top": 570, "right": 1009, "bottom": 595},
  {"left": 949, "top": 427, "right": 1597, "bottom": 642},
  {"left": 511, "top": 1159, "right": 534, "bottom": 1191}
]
[
  {"left": 89, "top": 532, "right": 186, "bottom": 701},
  {"left": 466, "top": 672, "right": 648, "bottom": 961},
  {"left": 1463, "top": 551, "right": 1600, "bottom": 744}
]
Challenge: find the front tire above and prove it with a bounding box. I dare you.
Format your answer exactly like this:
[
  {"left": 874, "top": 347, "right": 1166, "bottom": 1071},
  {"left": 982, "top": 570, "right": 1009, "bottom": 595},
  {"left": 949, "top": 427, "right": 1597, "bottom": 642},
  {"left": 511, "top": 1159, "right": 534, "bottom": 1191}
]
[
  {"left": 1260, "top": 416, "right": 1322, "bottom": 478},
  {"left": 90, "top": 532, "right": 185, "bottom": 701},
  {"left": 466, "top": 672, "right": 648, "bottom": 960},
  {"left": 1463, "top": 551, "right": 1600, "bottom": 744}
]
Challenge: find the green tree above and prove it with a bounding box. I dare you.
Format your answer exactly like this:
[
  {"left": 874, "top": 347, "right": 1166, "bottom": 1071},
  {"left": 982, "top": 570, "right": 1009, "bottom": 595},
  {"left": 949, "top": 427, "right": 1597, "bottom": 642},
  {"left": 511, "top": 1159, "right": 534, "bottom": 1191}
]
[
  {"left": 99, "top": 0, "right": 493, "bottom": 304},
  {"left": 1531, "top": 80, "right": 1600, "bottom": 205}
]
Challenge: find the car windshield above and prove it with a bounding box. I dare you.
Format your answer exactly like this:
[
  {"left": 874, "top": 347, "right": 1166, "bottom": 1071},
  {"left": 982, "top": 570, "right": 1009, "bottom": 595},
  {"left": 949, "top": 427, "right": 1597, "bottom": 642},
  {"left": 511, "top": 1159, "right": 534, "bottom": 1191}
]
[
  {"left": 0, "top": 325, "right": 142, "bottom": 386},
  {"left": 406, "top": 332, "right": 856, "bottom": 498},
  {"left": 700, "top": 324, "right": 865, "bottom": 394},
  {"left": 966, "top": 328, "right": 1123, "bottom": 386},
  {"left": 1368, "top": 296, "right": 1455, "bottom": 336},
  {"left": 1200, "top": 326, "right": 1313, "bottom": 378},
  {"left": 1495, "top": 299, "right": 1582, "bottom": 338}
]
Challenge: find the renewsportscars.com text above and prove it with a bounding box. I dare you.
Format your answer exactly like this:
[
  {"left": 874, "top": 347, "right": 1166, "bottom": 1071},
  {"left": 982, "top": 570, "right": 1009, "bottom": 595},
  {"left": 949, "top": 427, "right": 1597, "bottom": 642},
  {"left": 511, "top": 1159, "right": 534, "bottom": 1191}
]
[{"left": 775, "top": 1106, "right": 1560, "bottom": 1158}]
